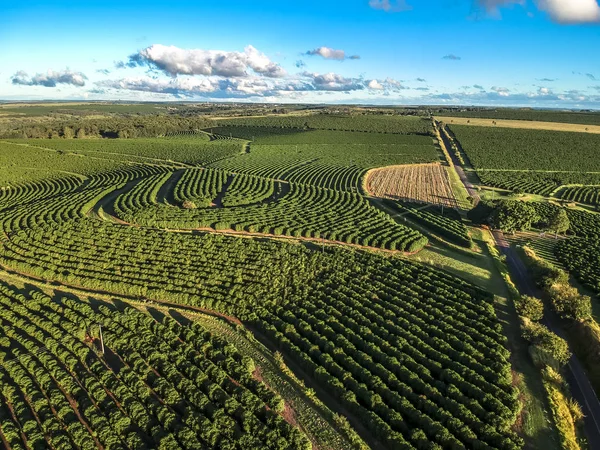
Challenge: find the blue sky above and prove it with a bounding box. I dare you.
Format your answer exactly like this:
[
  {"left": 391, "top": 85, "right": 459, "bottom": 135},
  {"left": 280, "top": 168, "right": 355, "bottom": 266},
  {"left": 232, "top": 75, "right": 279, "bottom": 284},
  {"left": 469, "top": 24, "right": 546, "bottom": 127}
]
[{"left": 2, "top": 0, "right": 600, "bottom": 107}]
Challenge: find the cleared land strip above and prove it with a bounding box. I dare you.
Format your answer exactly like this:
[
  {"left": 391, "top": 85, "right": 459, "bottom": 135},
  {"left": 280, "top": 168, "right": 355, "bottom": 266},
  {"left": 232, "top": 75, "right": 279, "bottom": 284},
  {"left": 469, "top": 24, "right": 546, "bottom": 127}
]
[
  {"left": 436, "top": 116, "right": 600, "bottom": 134},
  {"left": 365, "top": 163, "right": 458, "bottom": 208}
]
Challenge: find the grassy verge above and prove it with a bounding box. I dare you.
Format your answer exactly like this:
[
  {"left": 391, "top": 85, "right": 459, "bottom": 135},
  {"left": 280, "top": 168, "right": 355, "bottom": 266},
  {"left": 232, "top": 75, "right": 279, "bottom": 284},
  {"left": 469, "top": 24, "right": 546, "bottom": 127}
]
[
  {"left": 433, "top": 121, "right": 471, "bottom": 210},
  {"left": 181, "top": 311, "right": 367, "bottom": 450},
  {"left": 446, "top": 165, "right": 472, "bottom": 209},
  {"left": 542, "top": 367, "right": 584, "bottom": 450}
]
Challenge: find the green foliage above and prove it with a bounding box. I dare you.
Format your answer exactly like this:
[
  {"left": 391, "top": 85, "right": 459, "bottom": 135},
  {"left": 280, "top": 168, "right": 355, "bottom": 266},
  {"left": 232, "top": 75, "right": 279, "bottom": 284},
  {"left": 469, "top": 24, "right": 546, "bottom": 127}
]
[
  {"left": 253, "top": 255, "right": 522, "bottom": 450},
  {"left": 514, "top": 295, "right": 544, "bottom": 321},
  {"left": 451, "top": 124, "right": 600, "bottom": 197},
  {"left": 521, "top": 319, "right": 571, "bottom": 367},
  {"left": 23, "top": 137, "right": 244, "bottom": 166},
  {"left": 556, "top": 235, "right": 600, "bottom": 295},
  {"left": 451, "top": 125, "right": 600, "bottom": 173},
  {"left": 492, "top": 201, "right": 539, "bottom": 233},
  {"left": 382, "top": 199, "right": 471, "bottom": 247},
  {"left": 216, "top": 114, "right": 434, "bottom": 135},
  {"left": 115, "top": 171, "right": 427, "bottom": 252},
  {"left": 209, "top": 134, "right": 439, "bottom": 192},
  {"left": 548, "top": 208, "right": 570, "bottom": 234},
  {"left": 0, "top": 284, "right": 311, "bottom": 449},
  {"left": 549, "top": 284, "right": 592, "bottom": 322},
  {"left": 556, "top": 185, "right": 600, "bottom": 208},
  {"left": 0, "top": 114, "right": 215, "bottom": 139}
]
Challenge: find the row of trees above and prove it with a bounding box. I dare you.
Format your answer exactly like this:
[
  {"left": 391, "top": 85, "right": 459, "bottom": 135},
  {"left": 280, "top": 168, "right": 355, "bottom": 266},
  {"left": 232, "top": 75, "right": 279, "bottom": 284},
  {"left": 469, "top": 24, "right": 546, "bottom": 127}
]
[
  {"left": 245, "top": 247, "right": 522, "bottom": 449},
  {"left": 1, "top": 115, "right": 215, "bottom": 139},
  {"left": 0, "top": 282, "right": 311, "bottom": 450}
]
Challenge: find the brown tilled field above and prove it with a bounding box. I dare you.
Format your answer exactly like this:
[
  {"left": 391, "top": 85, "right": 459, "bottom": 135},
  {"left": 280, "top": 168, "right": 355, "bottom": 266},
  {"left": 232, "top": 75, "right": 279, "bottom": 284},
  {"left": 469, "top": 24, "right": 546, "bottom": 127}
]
[{"left": 366, "top": 163, "right": 458, "bottom": 208}]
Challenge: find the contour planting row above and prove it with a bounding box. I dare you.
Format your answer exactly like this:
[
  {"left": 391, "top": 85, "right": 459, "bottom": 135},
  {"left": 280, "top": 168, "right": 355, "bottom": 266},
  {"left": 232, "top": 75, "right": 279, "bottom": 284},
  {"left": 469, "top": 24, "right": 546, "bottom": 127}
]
[
  {"left": 0, "top": 185, "right": 119, "bottom": 233},
  {"left": 555, "top": 185, "right": 600, "bottom": 207},
  {"left": 222, "top": 174, "right": 278, "bottom": 207},
  {"left": 173, "top": 168, "right": 228, "bottom": 207},
  {"left": 0, "top": 283, "right": 310, "bottom": 450},
  {"left": 211, "top": 140, "right": 439, "bottom": 192},
  {"left": 250, "top": 250, "right": 519, "bottom": 450},
  {"left": 476, "top": 171, "right": 559, "bottom": 196},
  {"left": 116, "top": 181, "right": 428, "bottom": 252},
  {"left": 0, "top": 175, "right": 85, "bottom": 211}
]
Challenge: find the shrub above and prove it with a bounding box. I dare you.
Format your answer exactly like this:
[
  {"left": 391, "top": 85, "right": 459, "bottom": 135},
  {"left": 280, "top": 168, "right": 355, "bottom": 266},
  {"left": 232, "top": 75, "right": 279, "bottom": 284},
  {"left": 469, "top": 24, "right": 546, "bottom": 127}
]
[{"left": 514, "top": 295, "right": 544, "bottom": 321}]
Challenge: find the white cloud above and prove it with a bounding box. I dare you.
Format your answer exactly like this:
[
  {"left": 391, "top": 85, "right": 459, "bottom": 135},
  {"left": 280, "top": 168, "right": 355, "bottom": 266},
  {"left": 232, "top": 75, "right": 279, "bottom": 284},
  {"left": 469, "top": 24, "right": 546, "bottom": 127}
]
[
  {"left": 537, "top": 0, "right": 600, "bottom": 23},
  {"left": 491, "top": 86, "right": 510, "bottom": 96},
  {"left": 11, "top": 69, "right": 87, "bottom": 87},
  {"left": 476, "top": 0, "right": 600, "bottom": 23},
  {"left": 368, "top": 79, "right": 384, "bottom": 90},
  {"left": 97, "top": 71, "right": 373, "bottom": 98},
  {"left": 305, "top": 47, "right": 360, "bottom": 61},
  {"left": 300, "top": 72, "right": 365, "bottom": 91},
  {"left": 125, "top": 44, "right": 286, "bottom": 78}
]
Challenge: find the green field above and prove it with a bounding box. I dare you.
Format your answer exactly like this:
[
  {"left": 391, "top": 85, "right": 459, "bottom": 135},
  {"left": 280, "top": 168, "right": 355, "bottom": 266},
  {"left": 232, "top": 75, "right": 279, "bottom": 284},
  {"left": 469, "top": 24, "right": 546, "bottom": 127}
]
[
  {"left": 0, "top": 112, "right": 543, "bottom": 449},
  {"left": 6, "top": 109, "right": 600, "bottom": 450}
]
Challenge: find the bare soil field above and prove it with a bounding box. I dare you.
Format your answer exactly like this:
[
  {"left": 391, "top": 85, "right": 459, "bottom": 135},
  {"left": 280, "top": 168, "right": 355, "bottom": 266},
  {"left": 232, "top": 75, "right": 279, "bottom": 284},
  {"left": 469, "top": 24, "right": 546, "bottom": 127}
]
[
  {"left": 366, "top": 163, "right": 458, "bottom": 207},
  {"left": 435, "top": 116, "right": 600, "bottom": 134}
]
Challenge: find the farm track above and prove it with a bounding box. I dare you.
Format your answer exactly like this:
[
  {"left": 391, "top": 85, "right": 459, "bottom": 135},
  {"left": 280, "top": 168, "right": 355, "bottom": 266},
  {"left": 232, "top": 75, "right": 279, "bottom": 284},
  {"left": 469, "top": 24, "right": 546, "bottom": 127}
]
[{"left": 437, "top": 124, "right": 480, "bottom": 206}]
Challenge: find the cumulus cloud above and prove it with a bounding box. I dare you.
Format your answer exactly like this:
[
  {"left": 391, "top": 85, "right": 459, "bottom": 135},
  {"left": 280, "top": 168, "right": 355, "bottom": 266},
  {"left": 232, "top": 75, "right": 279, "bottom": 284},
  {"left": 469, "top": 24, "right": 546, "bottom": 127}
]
[
  {"left": 587, "top": 73, "right": 597, "bottom": 80},
  {"left": 416, "top": 77, "right": 426, "bottom": 82},
  {"left": 442, "top": 54, "right": 462, "bottom": 60},
  {"left": 473, "top": 84, "right": 485, "bottom": 89},
  {"left": 537, "top": 77, "right": 556, "bottom": 82},
  {"left": 122, "top": 44, "right": 286, "bottom": 78},
  {"left": 369, "top": 0, "right": 412, "bottom": 12},
  {"left": 96, "top": 69, "right": 111, "bottom": 75},
  {"left": 424, "top": 85, "right": 597, "bottom": 106},
  {"left": 476, "top": 0, "right": 600, "bottom": 23},
  {"left": 11, "top": 69, "right": 87, "bottom": 87},
  {"left": 305, "top": 47, "right": 360, "bottom": 61},
  {"left": 300, "top": 72, "right": 365, "bottom": 91},
  {"left": 491, "top": 86, "right": 510, "bottom": 96},
  {"left": 368, "top": 79, "right": 384, "bottom": 90},
  {"left": 295, "top": 60, "right": 306, "bottom": 69},
  {"left": 538, "top": 86, "right": 552, "bottom": 95},
  {"left": 97, "top": 70, "right": 404, "bottom": 99},
  {"left": 536, "top": 0, "right": 600, "bottom": 23}
]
